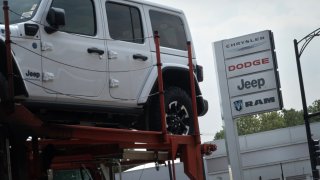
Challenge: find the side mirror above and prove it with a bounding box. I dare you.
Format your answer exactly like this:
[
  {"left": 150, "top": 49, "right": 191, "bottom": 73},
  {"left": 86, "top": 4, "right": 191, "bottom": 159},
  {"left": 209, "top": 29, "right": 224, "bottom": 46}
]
[{"left": 44, "top": 7, "right": 65, "bottom": 34}]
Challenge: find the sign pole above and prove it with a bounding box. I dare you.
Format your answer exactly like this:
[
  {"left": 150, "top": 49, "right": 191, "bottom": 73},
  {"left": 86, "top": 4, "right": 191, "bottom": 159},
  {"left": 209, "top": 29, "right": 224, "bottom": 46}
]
[
  {"left": 214, "top": 41, "right": 244, "bottom": 180},
  {"left": 225, "top": 117, "right": 244, "bottom": 180}
]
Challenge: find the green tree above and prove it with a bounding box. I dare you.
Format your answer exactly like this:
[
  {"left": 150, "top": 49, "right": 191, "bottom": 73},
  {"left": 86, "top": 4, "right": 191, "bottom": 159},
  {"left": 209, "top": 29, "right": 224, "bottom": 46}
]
[
  {"left": 308, "top": 99, "right": 320, "bottom": 122},
  {"left": 236, "top": 115, "right": 260, "bottom": 136},
  {"left": 282, "top": 108, "right": 304, "bottom": 127},
  {"left": 214, "top": 129, "right": 225, "bottom": 140},
  {"left": 259, "top": 111, "right": 285, "bottom": 131},
  {"left": 308, "top": 99, "right": 320, "bottom": 113}
]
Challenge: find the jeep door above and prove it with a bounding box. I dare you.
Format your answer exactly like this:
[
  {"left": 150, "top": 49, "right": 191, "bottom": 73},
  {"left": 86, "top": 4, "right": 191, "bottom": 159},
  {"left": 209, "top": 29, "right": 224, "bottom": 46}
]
[
  {"left": 103, "top": 1, "right": 152, "bottom": 101},
  {"left": 41, "top": 0, "right": 108, "bottom": 98}
]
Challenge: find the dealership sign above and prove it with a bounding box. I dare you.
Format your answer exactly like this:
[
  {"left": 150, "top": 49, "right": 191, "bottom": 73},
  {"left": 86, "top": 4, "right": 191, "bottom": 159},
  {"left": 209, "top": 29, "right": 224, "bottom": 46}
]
[
  {"left": 214, "top": 30, "right": 282, "bottom": 118},
  {"left": 231, "top": 90, "right": 281, "bottom": 117},
  {"left": 225, "top": 51, "right": 274, "bottom": 78},
  {"left": 228, "top": 70, "right": 277, "bottom": 97}
]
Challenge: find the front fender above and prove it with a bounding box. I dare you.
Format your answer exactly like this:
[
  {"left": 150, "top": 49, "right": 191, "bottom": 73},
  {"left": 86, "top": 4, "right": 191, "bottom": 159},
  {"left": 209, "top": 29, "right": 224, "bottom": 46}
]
[
  {"left": 138, "top": 64, "right": 208, "bottom": 116},
  {"left": 137, "top": 64, "right": 189, "bottom": 104},
  {"left": 0, "top": 36, "right": 28, "bottom": 98}
]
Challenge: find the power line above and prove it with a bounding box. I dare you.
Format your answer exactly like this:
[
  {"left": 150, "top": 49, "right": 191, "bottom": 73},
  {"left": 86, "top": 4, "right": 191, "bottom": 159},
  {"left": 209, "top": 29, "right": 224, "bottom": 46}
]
[
  {"left": 11, "top": 42, "right": 156, "bottom": 73},
  {"left": 8, "top": 9, "right": 154, "bottom": 42}
]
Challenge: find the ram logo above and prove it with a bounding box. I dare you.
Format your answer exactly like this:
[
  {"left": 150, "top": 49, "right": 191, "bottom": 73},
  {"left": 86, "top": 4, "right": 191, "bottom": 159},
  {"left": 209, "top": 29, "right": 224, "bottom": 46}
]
[
  {"left": 245, "top": 97, "right": 275, "bottom": 107},
  {"left": 233, "top": 100, "right": 243, "bottom": 111}
]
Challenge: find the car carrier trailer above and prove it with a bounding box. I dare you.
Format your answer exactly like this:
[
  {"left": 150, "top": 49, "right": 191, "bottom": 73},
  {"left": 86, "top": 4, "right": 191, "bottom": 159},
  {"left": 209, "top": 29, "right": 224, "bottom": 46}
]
[{"left": 0, "top": 2, "right": 216, "bottom": 179}]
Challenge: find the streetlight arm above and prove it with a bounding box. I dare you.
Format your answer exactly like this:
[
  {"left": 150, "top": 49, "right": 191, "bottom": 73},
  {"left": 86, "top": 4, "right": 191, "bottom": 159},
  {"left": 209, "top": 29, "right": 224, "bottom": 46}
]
[{"left": 297, "top": 28, "right": 320, "bottom": 57}]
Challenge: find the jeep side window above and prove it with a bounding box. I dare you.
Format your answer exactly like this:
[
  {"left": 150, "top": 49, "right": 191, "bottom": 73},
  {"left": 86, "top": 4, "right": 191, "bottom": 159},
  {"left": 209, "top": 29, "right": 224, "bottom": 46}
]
[
  {"left": 149, "top": 11, "right": 187, "bottom": 51},
  {"left": 50, "top": 0, "right": 96, "bottom": 36},
  {"left": 106, "top": 2, "right": 144, "bottom": 44}
]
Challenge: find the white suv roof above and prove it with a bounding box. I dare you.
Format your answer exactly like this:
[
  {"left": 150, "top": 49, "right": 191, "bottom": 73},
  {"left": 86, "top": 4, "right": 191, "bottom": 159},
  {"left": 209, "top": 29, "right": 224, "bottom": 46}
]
[{"left": 125, "top": 0, "right": 184, "bottom": 14}]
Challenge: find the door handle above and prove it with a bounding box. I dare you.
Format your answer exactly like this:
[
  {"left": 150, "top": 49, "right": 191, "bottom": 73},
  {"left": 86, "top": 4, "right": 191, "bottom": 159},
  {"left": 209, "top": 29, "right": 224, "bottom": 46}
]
[
  {"left": 87, "top": 47, "right": 104, "bottom": 55},
  {"left": 133, "top": 54, "right": 148, "bottom": 61}
]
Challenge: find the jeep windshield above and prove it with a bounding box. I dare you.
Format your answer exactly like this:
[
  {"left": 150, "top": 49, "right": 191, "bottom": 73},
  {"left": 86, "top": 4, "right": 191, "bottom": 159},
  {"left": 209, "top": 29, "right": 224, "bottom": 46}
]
[{"left": 0, "top": 0, "right": 41, "bottom": 24}]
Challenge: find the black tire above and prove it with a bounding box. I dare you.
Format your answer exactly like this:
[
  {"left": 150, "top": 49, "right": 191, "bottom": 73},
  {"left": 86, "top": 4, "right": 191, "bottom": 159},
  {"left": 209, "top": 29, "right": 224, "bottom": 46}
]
[
  {"left": 150, "top": 87, "right": 194, "bottom": 135},
  {"left": 0, "top": 73, "right": 8, "bottom": 105}
]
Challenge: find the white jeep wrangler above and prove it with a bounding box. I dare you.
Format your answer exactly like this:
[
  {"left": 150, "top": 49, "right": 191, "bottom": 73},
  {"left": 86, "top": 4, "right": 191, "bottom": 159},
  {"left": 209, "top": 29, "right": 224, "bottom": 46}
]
[{"left": 0, "top": 0, "right": 208, "bottom": 135}]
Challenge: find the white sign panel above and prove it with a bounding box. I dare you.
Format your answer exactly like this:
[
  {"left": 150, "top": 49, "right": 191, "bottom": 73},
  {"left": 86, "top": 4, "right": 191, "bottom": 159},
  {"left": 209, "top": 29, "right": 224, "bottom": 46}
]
[
  {"left": 228, "top": 70, "right": 277, "bottom": 97},
  {"left": 214, "top": 30, "right": 282, "bottom": 119},
  {"left": 223, "top": 30, "right": 273, "bottom": 59},
  {"left": 230, "top": 90, "right": 281, "bottom": 117},
  {"left": 225, "top": 51, "right": 274, "bottom": 78}
]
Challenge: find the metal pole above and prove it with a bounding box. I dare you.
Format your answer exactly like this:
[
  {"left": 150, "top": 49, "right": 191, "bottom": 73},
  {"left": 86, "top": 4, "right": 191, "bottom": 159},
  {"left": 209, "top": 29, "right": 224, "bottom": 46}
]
[
  {"left": 3, "top": 0, "right": 14, "bottom": 105},
  {"left": 187, "top": 41, "right": 205, "bottom": 180},
  {"left": 154, "top": 31, "right": 168, "bottom": 142},
  {"left": 213, "top": 41, "right": 244, "bottom": 180},
  {"left": 187, "top": 41, "right": 200, "bottom": 144},
  {"left": 294, "top": 39, "right": 319, "bottom": 179},
  {"left": 168, "top": 161, "right": 173, "bottom": 180},
  {"left": 117, "top": 161, "right": 122, "bottom": 180},
  {"left": 5, "top": 139, "right": 12, "bottom": 180},
  {"left": 171, "top": 159, "right": 176, "bottom": 180}
]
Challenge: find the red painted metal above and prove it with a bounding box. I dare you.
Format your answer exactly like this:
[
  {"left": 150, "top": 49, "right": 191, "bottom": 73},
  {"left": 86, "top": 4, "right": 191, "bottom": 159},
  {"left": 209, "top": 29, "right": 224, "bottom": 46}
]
[
  {"left": 201, "top": 144, "right": 217, "bottom": 156},
  {"left": 0, "top": 103, "right": 42, "bottom": 127},
  {"left": 154, "top": 31, "right": 168, "bottom": 143},
  {"left": 0, "top": 104, "right": 216, "bottom": 179},
  {"left": 3, "top": 0, "right": 14, "bottom": 103},
  {"left": 187, "top": 41, "right": 201, "bottom": 144},
  {"left": 187, "top": 41, "right": 205, "bottom": 180},
  {"left": 51, "top": 154, "right": 95, "bottom": 169}
]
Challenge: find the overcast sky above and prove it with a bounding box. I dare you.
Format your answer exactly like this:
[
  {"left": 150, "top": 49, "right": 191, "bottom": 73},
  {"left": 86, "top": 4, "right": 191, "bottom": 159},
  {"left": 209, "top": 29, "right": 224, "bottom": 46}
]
[{"left": 151, "top": 0, "right": 320, "bottom": 142}]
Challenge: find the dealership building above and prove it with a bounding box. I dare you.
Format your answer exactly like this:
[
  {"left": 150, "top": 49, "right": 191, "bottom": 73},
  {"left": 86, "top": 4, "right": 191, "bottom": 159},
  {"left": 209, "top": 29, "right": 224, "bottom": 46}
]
[
  {"left": 117, "top": 122, "right": 320, "bottom": 180},
  {"left": 205, "top": 122, "right": 320, "bottom": 180}
]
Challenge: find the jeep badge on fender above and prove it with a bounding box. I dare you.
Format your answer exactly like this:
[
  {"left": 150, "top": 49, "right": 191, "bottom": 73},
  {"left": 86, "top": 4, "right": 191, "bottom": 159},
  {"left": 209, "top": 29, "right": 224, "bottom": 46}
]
[{"left": 25, "top": 70, "right": 41, "bottom": 79}]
